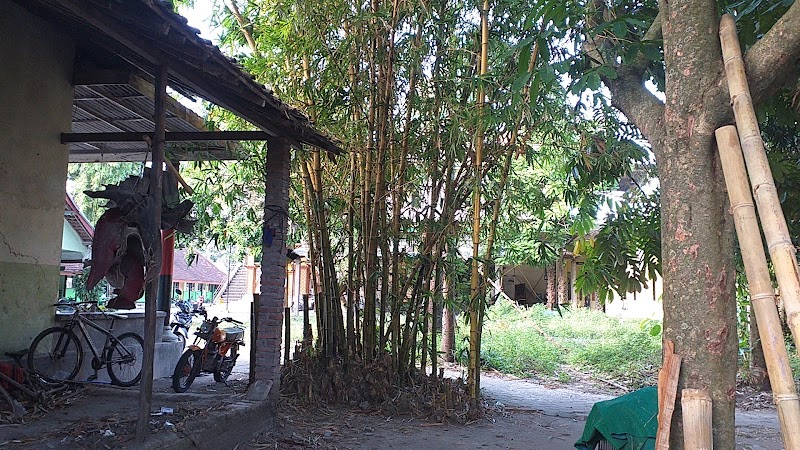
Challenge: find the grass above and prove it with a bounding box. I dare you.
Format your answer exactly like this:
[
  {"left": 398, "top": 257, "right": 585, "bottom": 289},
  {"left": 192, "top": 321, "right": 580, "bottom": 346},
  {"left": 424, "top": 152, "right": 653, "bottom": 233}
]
[{"left": 456, "top": 298, "right": 662, "bottom": 388}]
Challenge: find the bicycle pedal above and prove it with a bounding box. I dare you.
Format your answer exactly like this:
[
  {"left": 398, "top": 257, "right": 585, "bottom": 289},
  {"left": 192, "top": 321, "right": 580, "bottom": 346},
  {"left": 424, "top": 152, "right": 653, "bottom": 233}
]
[{"left": 87, "top": 373, "right": 98, "bottom": 382}]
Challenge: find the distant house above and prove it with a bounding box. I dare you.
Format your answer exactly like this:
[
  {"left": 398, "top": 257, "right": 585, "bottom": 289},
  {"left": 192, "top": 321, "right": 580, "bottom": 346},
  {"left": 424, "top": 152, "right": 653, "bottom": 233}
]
[
  {"left": 171, "top": 249, "right": 226, "bottom": 304},
  {"left": 500, "top": 250, "right": 662, "bottom": 320},
  {"left": 60, "top": 195, "right": 94, "bottom": 299}
]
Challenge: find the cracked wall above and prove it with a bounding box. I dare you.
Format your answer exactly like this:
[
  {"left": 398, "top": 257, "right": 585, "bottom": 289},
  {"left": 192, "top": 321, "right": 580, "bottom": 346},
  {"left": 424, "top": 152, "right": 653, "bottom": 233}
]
[{"left": 0, "top": 1, "right": 75, "bottom": 354}]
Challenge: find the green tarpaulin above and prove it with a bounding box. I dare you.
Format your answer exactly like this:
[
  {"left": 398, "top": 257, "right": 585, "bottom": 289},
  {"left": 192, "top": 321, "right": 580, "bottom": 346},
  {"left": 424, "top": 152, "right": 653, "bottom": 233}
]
[{"left": 575, "top": 386, "right": 658, "bottom": 450}]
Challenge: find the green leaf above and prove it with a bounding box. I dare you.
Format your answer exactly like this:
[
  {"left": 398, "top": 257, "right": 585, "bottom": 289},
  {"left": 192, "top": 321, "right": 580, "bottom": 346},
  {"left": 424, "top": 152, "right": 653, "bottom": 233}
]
[
  {"left": 586, "top": 72, "right": 601, "bottom": 91},
  {"left": 612, "top": 21, "right": 628, "bottom": 38}
]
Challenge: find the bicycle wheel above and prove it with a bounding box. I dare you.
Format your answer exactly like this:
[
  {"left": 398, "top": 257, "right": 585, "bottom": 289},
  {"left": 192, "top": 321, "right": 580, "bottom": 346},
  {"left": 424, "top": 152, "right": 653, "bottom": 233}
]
[
  {"left": 106, "top": 332, "right": 144, "bottom": 387},
  {"left": 213, "top": 346, "right": 238, "bottom": 382},
  {"left": 28, "top": 327, "right": 83, "bottom": 383},
  {"left": 172, "top": 349, "right": 200, "bottom": 393}
]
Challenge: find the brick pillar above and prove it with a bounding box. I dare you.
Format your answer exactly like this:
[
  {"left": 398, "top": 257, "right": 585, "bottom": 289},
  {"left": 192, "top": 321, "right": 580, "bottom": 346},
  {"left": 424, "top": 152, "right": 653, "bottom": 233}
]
[{"left": 252, "top": 138, "right": 291, "bottom": 401}]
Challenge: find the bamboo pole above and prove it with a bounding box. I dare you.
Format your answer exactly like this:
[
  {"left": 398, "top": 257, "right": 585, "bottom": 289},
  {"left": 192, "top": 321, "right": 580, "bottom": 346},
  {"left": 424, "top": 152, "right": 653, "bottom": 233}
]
[
  {"left": 468, "top": 0, "right": 490, "bottom": 417},
  {"left": 716, "top": 126, "right": 800, "bottom": 449},
  {"left": 719, "top": 14, "right": 800, "bottom": 349},
  {"left": 681, "top": 389, "right": 713, "bottom": 450}
]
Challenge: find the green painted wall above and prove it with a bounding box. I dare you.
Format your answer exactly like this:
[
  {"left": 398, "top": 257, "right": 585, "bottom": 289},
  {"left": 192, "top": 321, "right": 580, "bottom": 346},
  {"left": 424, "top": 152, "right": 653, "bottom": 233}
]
[
  {"left": 0, "top": 262, "right": 61, "bottom": 353},
  {"left": 0, "top": 1, "right": 75, "bottom": 355}
]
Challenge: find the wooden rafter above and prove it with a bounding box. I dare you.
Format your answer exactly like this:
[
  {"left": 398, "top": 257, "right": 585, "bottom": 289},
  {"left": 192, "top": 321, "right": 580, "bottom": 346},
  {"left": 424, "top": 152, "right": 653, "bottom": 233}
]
[{"left": 62, "top": 131, "right": 287, "bottom": 143}]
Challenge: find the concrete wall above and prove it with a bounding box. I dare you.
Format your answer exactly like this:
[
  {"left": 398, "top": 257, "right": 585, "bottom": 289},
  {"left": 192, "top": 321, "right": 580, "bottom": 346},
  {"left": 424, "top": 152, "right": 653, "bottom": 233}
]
[
  {"left": 605, "top": 275, "right": 664, "bottom": 320},
  {"left": 0, "top": 1, "right": 75, "bottom": 354},
  {"left": 500, "top": 265, "right": 547, "bottom": 304}
]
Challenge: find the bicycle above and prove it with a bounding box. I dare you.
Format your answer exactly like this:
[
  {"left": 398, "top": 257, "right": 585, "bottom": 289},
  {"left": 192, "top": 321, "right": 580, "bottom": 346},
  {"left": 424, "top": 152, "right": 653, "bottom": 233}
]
[
  {"left": 27, "top": 301, "right": 144, "bottom": 387},
  {"left": 0, "top": 350, "right": 68, "bottom": 421}
]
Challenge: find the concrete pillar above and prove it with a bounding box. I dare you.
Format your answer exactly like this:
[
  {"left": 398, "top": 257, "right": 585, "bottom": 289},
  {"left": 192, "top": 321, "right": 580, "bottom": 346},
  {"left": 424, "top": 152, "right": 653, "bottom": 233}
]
[
  {"left": 252, "top": 138, "right": 291, "bottom": 402},
  {"left": 158, "top": 161, "right": 179, "bottom": 323},
  {"left": 0, "top": 1, "right": 74, "bottom": 354}
]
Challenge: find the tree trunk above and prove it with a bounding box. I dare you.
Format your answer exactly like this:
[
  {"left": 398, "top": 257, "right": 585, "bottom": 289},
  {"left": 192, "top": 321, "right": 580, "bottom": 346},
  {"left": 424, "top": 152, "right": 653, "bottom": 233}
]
[
  {"left": 557, "top": 259, "right": 568, "bottom": 307},
  {"left": 546, "top": 265, "right": 556, "bottom": 310},
  {"left": 442, "top": 303, "right": 456, "bottom": 363},
  {"left": 659, "top": 4, "right": 738, "bottom": 447},
  {"left": 749, "top": 305, "right": 771, "bottom": 391},
  {"left": 659, "top": 137, "right": 736, "bottom": 449}
]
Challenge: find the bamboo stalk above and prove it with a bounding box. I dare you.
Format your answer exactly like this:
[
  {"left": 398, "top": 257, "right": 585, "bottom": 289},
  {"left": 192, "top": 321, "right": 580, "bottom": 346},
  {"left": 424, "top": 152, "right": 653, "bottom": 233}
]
[
  {"left": 719, "top": 14, "right": 800, "bottom": 349},
  {"left": 468, "top": 0, "right": 491, "bottom": 417},
  {"left": 681, "top": 389, "right": 713, "bottom": 450},
  {"left": 716, "top": 125, "right": 800, "bottom": 450},
  {"left": 300, "top": 161, "right": 323, "bottom": 349}
]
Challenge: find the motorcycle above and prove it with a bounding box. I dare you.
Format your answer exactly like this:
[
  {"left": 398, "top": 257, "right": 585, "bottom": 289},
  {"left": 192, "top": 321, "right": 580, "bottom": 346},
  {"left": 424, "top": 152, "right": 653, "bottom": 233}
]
[
  {"left": 171, "top": 316, "right": 244, "bottom": 393},
  {"left": 170, "top": 298, "right": 205, "bottom": 342}
]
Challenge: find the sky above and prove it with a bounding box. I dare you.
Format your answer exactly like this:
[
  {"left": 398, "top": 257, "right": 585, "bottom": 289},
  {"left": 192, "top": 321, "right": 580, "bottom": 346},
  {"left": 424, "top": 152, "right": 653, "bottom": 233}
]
[{"left": 180, "top": 1, "right": 219, "bottom": 42}]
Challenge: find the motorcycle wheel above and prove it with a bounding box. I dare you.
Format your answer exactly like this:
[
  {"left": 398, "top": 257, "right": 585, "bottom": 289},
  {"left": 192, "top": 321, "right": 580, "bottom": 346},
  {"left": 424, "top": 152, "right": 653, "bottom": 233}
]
[
  {"left": 213, "top": 346, "right": 238, "bottom": 382},
  {"left": 172, "top": 349, "right": 200, "bottom": 393}
]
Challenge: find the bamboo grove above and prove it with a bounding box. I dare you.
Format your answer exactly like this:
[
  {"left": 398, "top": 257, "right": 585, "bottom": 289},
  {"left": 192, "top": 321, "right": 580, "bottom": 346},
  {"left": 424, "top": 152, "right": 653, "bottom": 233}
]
[{"left": 174, "top": 0, "right": 656, "bottom": 414}]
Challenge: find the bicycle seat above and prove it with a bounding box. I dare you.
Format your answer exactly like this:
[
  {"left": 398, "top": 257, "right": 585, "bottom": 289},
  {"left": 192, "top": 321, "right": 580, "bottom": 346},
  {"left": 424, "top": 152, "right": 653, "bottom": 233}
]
[
  {"left": 107, "top": 313, "right": 128, "bottom": 319},
  {"left": 4, "top": 350, "right": 27, "bottom": 365}
]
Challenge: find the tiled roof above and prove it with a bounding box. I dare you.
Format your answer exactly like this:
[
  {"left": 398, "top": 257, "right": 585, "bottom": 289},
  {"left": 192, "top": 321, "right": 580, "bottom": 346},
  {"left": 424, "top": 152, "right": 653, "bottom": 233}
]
[
  {"left": 172, "top": 248, "right": 226, "bottom": 285},
  {"left": 64, "top": 194, "right": 94, "bottom": 244}
]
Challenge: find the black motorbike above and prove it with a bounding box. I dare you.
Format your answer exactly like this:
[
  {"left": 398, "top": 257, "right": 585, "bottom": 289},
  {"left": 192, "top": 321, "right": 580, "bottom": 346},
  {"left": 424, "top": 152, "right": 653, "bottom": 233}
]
[{"left": 170, "top": 299, "right": 206, "bottom": 342}]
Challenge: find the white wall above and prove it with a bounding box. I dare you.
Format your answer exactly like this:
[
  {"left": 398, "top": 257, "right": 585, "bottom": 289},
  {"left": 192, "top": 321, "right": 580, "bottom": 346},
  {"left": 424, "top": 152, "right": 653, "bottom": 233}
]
[{"left": 605, "top": 275, "right": 663, "bottom": 320}]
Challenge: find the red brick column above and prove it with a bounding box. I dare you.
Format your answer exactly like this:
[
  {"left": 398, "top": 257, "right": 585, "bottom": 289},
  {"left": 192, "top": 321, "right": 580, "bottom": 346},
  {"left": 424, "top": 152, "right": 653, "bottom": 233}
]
[{"left": 253, "top": 138, "right": 291, "bottom": 399}]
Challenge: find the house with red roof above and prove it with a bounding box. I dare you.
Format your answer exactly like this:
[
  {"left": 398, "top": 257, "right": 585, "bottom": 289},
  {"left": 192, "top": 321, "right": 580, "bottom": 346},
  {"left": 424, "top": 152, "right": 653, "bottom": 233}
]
[{"left": 171, "top": 249, "right": 226, "bottom": 304}]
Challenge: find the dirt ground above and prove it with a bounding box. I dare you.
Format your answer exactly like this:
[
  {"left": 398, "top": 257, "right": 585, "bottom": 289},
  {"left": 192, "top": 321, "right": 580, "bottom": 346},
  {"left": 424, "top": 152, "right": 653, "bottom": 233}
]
[{"left": 250, "top": 370, "right": 785, "bottom": 450}]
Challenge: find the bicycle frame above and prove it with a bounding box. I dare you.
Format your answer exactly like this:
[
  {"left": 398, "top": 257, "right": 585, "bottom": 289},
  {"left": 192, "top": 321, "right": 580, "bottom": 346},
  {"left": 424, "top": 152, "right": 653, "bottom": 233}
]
[{"left": 58, "top": 309, "right": 133, "bottom": 367}]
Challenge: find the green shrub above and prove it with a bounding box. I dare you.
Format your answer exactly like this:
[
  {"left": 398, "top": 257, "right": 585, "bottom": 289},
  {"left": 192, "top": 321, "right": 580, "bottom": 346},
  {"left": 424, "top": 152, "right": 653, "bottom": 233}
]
[{"left": 456, "top": 298, "right": 662, "bottom": 387}]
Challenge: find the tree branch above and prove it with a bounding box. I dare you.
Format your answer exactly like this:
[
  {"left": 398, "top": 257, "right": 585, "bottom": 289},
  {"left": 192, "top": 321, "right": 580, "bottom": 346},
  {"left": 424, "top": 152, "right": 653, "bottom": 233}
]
[
  {"left": 584, "top": 2, "right": 666, "bottom": 150},
  {"left": 743, "top": 0, "right": 800, "bottom": 103},
  {"left": 224, "top": 0, "right": 259, "bottom": 56},
  {"left": 605, "top": 69, "right": 666, "bottom": 151},
  {"left": 701, "top": 0, "right": 800, "bottom": 128}
]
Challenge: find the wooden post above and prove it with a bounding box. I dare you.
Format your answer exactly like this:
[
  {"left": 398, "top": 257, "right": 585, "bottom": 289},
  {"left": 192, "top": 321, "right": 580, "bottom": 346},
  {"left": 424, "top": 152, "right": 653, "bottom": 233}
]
[
  {"left": 284, "top": 306, "right": 291, "bottom": 363},
  {"left": 719, "top": 14, "right": 800, "bottom": 349},
  {"left": 250, "top": 293, "right": 260, "bottom": 384},
  {"left": 681, "top": 389, "right": 713, "bottom": 450},
  {"left": 716, "top": 125, "right": 800, "bottom": 449},
  {"left": 135, "top": 63, "right": 167, "bottom": 442}
]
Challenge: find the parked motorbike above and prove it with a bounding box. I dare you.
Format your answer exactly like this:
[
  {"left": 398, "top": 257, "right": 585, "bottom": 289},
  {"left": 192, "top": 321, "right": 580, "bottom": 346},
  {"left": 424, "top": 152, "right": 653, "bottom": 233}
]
[
  {"left": 171, "top": 316, "right": 244, "bottom": 393},
  {"left": 170, "top": 298, "right": 205, "bottom": 342}
]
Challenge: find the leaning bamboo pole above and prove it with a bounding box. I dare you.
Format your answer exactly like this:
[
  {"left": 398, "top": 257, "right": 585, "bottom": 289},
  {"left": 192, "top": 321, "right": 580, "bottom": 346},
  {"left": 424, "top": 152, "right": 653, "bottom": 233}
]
[
  {"left": 681, "top": 389, "right": 713, "bottom": 450},
  {"left": 719, "top": 14, "right": 800, "bottom": 349},
  {"left": 716, "top": 125, "right": 800, "bottom": 450}
]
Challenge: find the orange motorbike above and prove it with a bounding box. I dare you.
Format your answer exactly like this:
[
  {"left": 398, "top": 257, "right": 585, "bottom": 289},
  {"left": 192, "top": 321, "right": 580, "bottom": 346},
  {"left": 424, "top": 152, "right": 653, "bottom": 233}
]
[{"left": 171, "top": 315, "right": 244, "bottom": 393}]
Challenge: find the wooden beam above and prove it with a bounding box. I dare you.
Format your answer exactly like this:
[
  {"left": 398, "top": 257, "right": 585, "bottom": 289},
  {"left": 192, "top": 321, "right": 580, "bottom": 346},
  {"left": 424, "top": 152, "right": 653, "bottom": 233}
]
[
  {"left": 63, "top": 131, "right": 276, "bottom": 143},
  {"left": 28, "top": 0, "right": 340, "bottom": 153},
  {"left": 74, "top": 70, "right": 206, "bottom": 131},
  {"left": 135, "top": 63, "right": 167, "bottom": 443}
]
